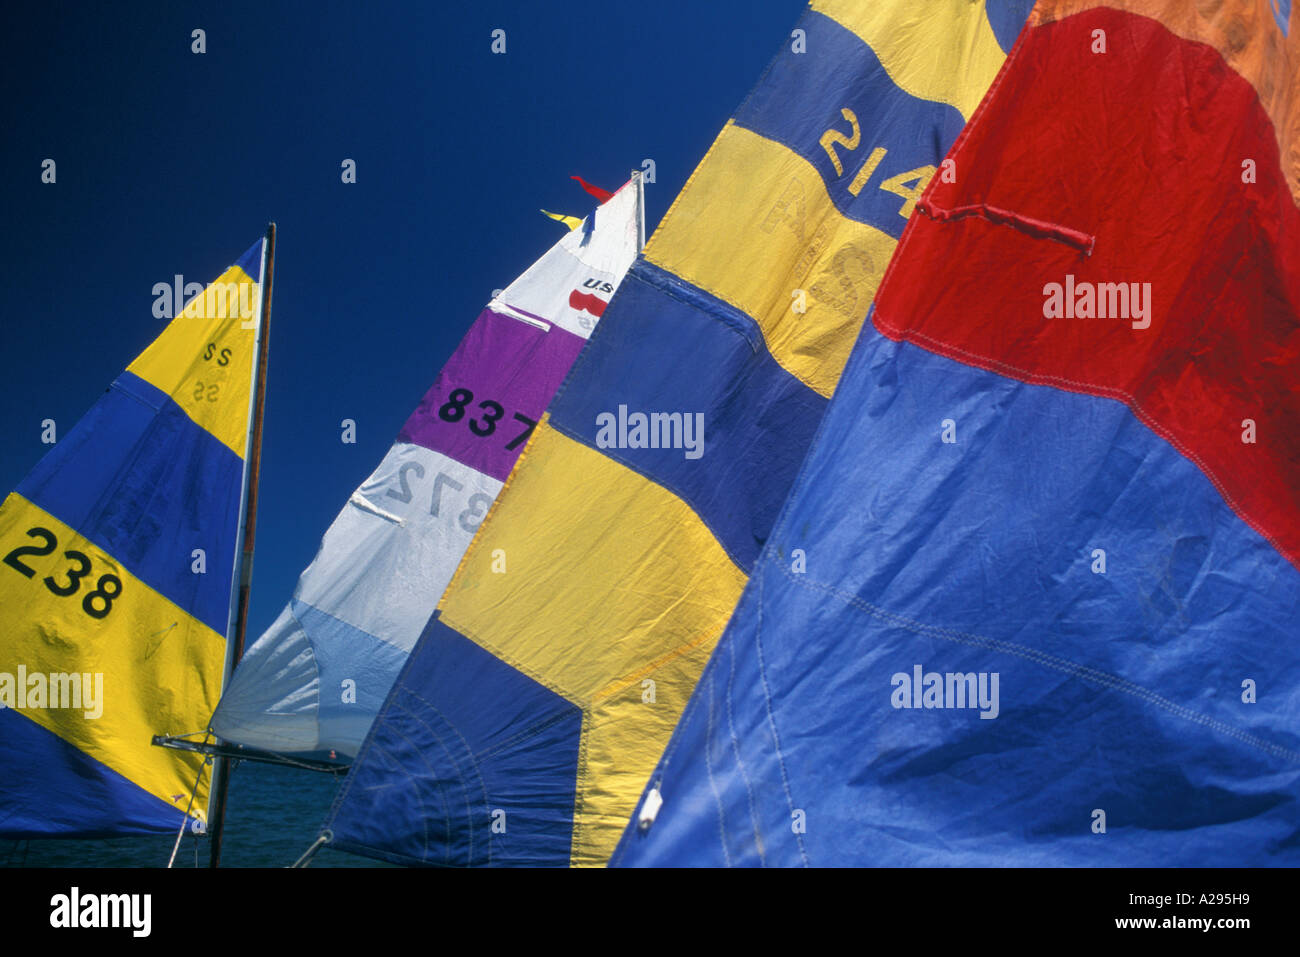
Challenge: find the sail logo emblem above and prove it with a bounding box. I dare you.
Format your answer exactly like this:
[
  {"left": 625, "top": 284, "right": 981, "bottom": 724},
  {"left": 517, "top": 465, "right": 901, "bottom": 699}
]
[{"left": 569, "top": 288, "right": 608, "bottom": 317}]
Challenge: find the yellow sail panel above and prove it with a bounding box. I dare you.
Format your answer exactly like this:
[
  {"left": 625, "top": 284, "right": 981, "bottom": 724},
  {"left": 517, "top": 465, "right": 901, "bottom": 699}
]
[
  {"left": 0, "top": 495, "right": 225, "bottom": 822},
  {"left": 811, "top": 0, "right": 1009, "bottom": 121},
  {"left": 127, "top": 260, "right": 261, "bottom": 459},
  {"left": 439, "top": 419, "right": 748, "bottom": 707},
  {"left": 645, "top": 122, "right": 897, "bottom": 397},
  {"left": 438, "top": 419, "right": 747, "bottom": 865},
  {"left": 573, "top": 630, "right": 720, "bottom": 865}
]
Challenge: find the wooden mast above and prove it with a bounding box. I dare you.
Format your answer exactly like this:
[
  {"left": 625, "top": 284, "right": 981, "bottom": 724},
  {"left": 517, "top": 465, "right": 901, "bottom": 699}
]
[{"left": 207, "top": 222, "right": 276, "bottom": 868}]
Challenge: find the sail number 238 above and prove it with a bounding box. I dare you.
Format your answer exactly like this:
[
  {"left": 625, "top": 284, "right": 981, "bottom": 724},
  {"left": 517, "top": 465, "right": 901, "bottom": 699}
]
[{"left": 3, "top": 527, "right": 122, "bottom": 619}]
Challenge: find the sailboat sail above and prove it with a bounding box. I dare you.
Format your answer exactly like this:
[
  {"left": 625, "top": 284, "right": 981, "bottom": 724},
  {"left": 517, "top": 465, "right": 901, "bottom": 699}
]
[
  {"left": 614, "top": 0, "right": 1300, "bottom": 866},
  {"left": 0, "top": 237, "right": 268, "bottom": 836},
  {"left": 320, "top": 0, "right": 1031, "bottom": 867},
  {"left": 211, "top": 177, "right": 642, "bottom": 759}
]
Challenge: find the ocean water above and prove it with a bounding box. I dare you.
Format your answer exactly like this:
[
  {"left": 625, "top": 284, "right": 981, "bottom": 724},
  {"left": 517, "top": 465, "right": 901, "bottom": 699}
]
[{"left": 1, "top": 760, "right": 393, "bottom": 868}]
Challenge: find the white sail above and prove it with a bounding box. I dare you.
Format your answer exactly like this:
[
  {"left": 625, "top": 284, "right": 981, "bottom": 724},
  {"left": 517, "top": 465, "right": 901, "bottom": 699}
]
[{"left": 211, "top": 178, "right": 642, "bottom": 757}]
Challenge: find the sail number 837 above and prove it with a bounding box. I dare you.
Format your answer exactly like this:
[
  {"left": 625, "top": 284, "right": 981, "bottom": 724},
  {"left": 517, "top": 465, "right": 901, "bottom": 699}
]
[{"left": 438, "top": 388, "right": 537, "bottom": 451}]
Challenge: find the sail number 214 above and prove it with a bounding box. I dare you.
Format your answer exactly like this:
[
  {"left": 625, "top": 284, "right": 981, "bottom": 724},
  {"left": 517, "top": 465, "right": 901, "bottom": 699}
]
[
  {"left": 819, "top": 107, "right": 935, "bottom": 219},
  {"left": 3, "top": 527, "right": 122, "bottom": 619}
]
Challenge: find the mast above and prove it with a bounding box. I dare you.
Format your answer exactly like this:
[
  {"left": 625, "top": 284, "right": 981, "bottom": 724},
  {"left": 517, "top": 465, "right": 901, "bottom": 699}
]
[{"left": 207, "top": 222, "right": 276, "bottom": 868}]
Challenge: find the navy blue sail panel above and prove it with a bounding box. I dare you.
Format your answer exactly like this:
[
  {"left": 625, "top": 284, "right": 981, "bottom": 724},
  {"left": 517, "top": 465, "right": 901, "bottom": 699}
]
[{"left": 327, "top": 616, "right": 584, "bottom": 867}]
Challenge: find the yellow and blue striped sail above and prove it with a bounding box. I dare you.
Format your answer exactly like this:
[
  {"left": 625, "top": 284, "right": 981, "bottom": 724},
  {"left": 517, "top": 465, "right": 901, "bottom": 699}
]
[
  {"left": 324, "top": 1, "right": 1034, "bottom": 866},
  {"left": 0, "top": 238, "right": 265, "bottom": 836}
]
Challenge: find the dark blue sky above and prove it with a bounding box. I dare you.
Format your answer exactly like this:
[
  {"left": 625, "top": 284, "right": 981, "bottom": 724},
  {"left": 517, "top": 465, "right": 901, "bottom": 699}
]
[{"left": 1, "top": 1, "right": 806, "bottom": 639}]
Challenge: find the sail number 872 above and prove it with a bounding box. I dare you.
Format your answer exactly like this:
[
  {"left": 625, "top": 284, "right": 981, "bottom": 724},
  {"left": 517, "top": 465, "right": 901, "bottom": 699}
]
[
  {"left": 3, "top": 527, "right": 122, "bottom": 619},
  {"left": 386, "top": 464, "right": 492, "bottom": 534}
]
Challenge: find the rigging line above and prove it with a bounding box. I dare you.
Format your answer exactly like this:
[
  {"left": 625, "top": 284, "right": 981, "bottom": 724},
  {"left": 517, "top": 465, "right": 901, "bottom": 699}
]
[
  {"left": 915, "top": 199, "right": 1096, "bottom": 256},
  {"left": 166, "top": 728, "right": 213, "bottom": 741},
  {"left": 166, "top": 733, "right": 212, "bottom": 868},
  {"left": 265, "top": 752, "right": 347, "bottom": 773},
  {"left": 290, "top": 830, "right": 331, "bottom": 869}
]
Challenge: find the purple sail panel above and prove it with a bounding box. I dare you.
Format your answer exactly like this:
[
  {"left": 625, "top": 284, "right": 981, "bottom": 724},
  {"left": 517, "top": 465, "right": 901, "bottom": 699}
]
[{"left": 398, "top": 308, "right": 586, "bottom": 482}]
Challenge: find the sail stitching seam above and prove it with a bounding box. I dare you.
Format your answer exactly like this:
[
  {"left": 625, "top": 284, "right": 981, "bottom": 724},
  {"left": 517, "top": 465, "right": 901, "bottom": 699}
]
[
  {"left": 725, "top": 618, "right": 767, "bottom": 865},
  {"left": 774, "top": 558, "right": 1300, "bottom": 765},
  {"left": 366, "top": 712, "right": 460, "bottom": 864},
  {"left": 752, "top": 565, "right": 810, "bottom": 865},
  {"left": 870, "top": 320, "right": 1297, "bottom": 571},
  {"left": 702, "top": 672, "right": 734, "bottom": 867}
]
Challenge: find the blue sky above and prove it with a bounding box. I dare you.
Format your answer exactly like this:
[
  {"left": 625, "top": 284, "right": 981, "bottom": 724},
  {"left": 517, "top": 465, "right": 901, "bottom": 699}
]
[{"left": 1, "top": 0, "right": 806, "bottom": 640}]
